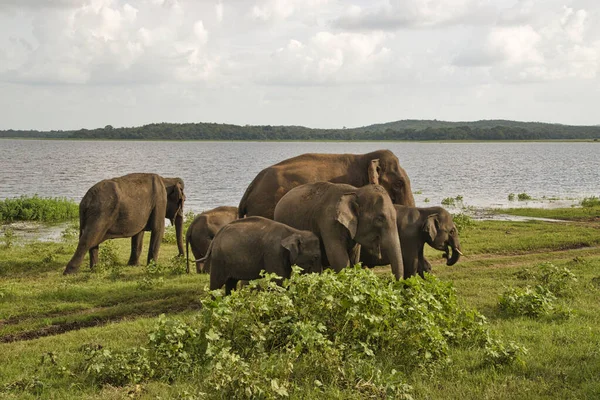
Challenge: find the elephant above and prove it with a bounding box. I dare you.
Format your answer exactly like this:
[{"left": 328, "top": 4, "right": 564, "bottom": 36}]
[
  {"left": 274, "top": 182, "right": 404, "bottom": 280},
  {"left": 202, "top": 216, "right": 323, "bottom": 295},
  {"left": 185, "top": 206, "right": 238, "bottom": 274},
  {"left": 63, "top": 173, "right": 185, "bottom": 274},
  {"left": 360, "top": 206, "right": 463, "bottom": 278},
  {"left": 238, "top": 149, "right": 414, "bottom": 219}
]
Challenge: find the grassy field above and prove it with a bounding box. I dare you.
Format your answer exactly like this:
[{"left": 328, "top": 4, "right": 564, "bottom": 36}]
[{"left": 1, "top": 206, "right": 599, "bottom": 399}]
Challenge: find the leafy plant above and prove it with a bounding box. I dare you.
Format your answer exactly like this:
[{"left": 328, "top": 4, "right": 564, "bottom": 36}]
[
  {"left": 2, "top": 227, "right": 15, "bottom": 248},
  {"left": 499, "top": 285, "right": 557, "bottom": 317},
  {"left": 517, "top": 193, "right": 532, "bottom": 201},
  {"left": 423, "top": 198, "right": 430, "bottom": 203},
  {"left": 508, "top": 193, "right": 516, "bottom": 201},
  {"left": 79, "top": 268, "right": 523, "bottom": 394},
  {"left": 452, "top": 213, "right": 474, "bottom": 232},
  {"left": 441, "top": 197, "right": 455, "bottom": 206},
  {"left": 0, "top": 195, "right": 79, "bottom": 222},
  {"left": 581, "top": 196, "right": 600, "bottom": 207}
]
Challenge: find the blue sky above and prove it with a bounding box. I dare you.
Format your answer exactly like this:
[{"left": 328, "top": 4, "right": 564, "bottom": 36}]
[{"left": 1, "top": 0, "right": 598, "bottom": 130}]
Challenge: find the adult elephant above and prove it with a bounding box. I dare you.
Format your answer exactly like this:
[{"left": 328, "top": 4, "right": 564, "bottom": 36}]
[
  {"left": 274, "top": 182, "right": 404, "bottom": 280},
  {"left": 185, "top": 206, "right": 238, "bottom": 274},
  {"left": 203, "top": 217, "right": 323, "bottom": 295},
  {"left": 63, "top": 173, "right": 185, "bottom": 275},
  {"left": 238, "top": 149, "right": 414, "bottom": 219},
  {"left": 361, "top": 206, "right": 463, "bottom": 278}
]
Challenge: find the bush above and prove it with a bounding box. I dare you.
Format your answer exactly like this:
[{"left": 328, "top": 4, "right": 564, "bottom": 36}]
[
  {"left": 517, "top": 193, "right": 532, "bottom": 201},
  {"left": 78, "top": 268, "right": 524, "bottom": 395},
  {"left": 2, "top": 227, "right": 15, "bottom": 248},
  {"left": 508, "top": 193, "right": 515, "bottom": 201},
  {"left": 452, "top": 213, "right": 474, "bottom": 232},
  {"left": 499, "top": 285, "right": 557, "bottom": 317},
  {"left": 0, "top": 195, "right": 79, "bottom": 222},
  {"left": 581, "top": 196, "right": 600, "bottom": 207}
]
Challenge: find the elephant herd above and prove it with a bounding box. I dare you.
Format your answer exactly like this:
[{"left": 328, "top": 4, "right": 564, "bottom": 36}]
[{"left": 63, "top": 149, "right": 462, "bottom": 295}]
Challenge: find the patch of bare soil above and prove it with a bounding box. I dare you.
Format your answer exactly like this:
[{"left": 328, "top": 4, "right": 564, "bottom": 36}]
[{"left": 0, "top": 301, "right": 202, "bottom": 343}]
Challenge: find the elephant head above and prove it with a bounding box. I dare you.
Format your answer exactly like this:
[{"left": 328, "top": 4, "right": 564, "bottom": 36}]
[
  {"left": 163, "top": 177, "right": 186, "bottom": 256},
  {"left": 337, "top": 184, "right": 404, "bottom": 279},
  {"left": 422, "top": 210, "right": 462, "bottom": 266},
  {"left": 366, "top": 150, "right": 415, "bottom": 207},
  {"left": 281, "top": 232, "right": 323, "bottom": 274}
]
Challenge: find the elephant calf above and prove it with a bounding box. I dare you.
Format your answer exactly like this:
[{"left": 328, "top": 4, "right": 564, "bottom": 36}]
[
  {"left": 185, "top": 206, "right": 238, "bottom": 274},
  {"left": 202, "top": 217, "right": 322, "bottom": 295},
  {"left": 360, "top": 206, "right": 462, "bottom": 278}
]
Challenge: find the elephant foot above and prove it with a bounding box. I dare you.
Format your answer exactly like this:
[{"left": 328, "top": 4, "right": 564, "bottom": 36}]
[{"left": 63, "top": 266, "right": 79, "bottom": 275}]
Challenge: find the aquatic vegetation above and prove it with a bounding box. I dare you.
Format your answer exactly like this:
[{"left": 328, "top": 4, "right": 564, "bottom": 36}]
[{"left": 0, "top": 196, "right": 78, "bottom": 222}]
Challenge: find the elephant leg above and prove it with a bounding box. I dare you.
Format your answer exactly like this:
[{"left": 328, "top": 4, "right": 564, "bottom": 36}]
[
  {"left": 147, "top": 216, "right": 165, "bottom": 265},
  {"left": 225, "top": 278, "right": 239, "bottom": 296},
  {"left": 89, "top": 246, "right": 99, "bottom": 269},
  {"left": 64, "top": 228, "right": 104, "bottom": 274},
  {"left": 128, "top": 231, "right": 145, "bottom": 266},
  {"left": 323, "top": 240, "right": 351, "bottom": 272}
]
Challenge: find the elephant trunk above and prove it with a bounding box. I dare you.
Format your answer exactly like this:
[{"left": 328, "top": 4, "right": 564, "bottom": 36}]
[
  {"left": 382, "top": 229, "right": 404, "bottom": 280},
  {"left": 174, "top": 213, "right": 184, "bottom": 256},
  {"left": 446, "top": 236, "right": 462, "bottom": 266}
]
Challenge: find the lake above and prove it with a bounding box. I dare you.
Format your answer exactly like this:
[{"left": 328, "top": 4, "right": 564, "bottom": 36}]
[{"left": 0, "top": 140, "right": 598, "bottom": 214}]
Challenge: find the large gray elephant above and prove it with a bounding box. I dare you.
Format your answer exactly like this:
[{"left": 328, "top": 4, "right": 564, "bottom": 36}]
[
  {"left": 238, "top": 149, "right": 414, "bottom": 219},
  {"left": 361, "top": 206, "right": 463, "bottom": 278},
  {"left": 63, "top": 173, "right": 185, "bottom": 274},
  {"left": 185, "top": 206, "right": 238, "bottom": 274},
  {"left": 202, "top": 217, "right": 322, "bottom": 295},
  {"left": 274, "top": 182, "right": 404, "bottom": 280}
]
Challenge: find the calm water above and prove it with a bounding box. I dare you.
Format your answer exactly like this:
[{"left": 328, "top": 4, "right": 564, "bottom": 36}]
[{"left": 0, "top": 140, "right": 598, "bottom": 213}]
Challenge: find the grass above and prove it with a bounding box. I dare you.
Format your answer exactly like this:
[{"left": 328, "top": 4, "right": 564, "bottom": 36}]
[
  {"left": 1, "top": 210, "right": 600, "bottom": 398},
  {"left": 0, "top": 195, "right": 79, "bottom": 223},
  {"left": 494, "top": 204, "right": 600, "bottom": 221}
]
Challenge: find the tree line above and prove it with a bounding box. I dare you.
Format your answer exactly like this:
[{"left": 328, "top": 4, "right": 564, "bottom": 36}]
[{"left": 2, "top": 120, "right": 600, "bottom": 141}]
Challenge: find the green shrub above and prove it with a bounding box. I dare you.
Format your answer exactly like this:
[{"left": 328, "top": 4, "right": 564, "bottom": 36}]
[
  {"left": 513, "top": 262, "right": 577, "bottom": 297},
  {"left": 517, "top": 193, "right": 532, "bottom": 201},
  {"left": 441, "top": 197, "right": 455, "bottom": 206},
  {"left": 452, "top": 213, "right": 474, "bottom": 232},
  {"left": 537, "top": 262, "right": 577, "bottom": 297},
  {"left": 79, "top": 268, "right": 523, "bottom": 394},
  {"left": 499, "top": 285, "right": 557, "bottom": 317},
  {"left": 508, "top": 193, "right": 516, "bottom": 201},
  {"left": 2, "top": 227, "right": 15, "bottom": 248},
  {"left": 0, "top": 195, "right": 79, "bottom": 222},
  {"left": 581, "top": 196, "right": 600, "bottom": 207}
]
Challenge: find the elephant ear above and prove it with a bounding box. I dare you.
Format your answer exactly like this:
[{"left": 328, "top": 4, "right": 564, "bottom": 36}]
[
  {"left": 336, "top": 193, "right": 359, "bottom": 239},
  {"left": 423, "top": 214, "right": 438, "bottom": 243},
  {"left": 368, "top": 159, "right": 380, "bottom": 185},
  {"left": 281, "top": 234, "right": 301, "bottom": 264}
]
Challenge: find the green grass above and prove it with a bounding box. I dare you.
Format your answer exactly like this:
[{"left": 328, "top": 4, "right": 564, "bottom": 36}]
[
  {"left": 0, "top": 195, "right": 79, "bottom": 222},
  {"left": 1, "top": 209, "right": 600, "bottom": 398},
  {"left": 495, "top": 205, "right": 600, "bottom": 221}
]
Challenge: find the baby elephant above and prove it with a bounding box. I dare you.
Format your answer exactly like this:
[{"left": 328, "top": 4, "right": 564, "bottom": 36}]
[
  {"left": 185, "top": 206, "right": 238, "bottom": 274},
  {"left": 361, "top": 206, "right": 462, "bottom": 278},
  {"left": 202, "top": 216, "right": 323, "bottom": 295}
]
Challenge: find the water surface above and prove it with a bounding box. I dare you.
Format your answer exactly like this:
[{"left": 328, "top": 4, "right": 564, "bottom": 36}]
[{"left": 1, "top": 140, "right": 598, "bottom": 213}]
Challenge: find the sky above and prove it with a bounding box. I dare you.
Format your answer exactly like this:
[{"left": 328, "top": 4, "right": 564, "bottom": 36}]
[{"left": 0, "top": 0, "right": 599, "bottom": 130}]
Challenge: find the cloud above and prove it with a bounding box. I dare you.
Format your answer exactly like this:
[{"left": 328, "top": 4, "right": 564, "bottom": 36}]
[
  {"left": 333, "top": 0, "right": 494, "bottom": 30},
  {"left": 453, "top": 2, "right": 600, "bottom": 83},
  {"left": 0, "top": 0, "right": 219, "bottom": 85},
  {"left": 257, "top": 31, "right": 397, "bottom": 86}
]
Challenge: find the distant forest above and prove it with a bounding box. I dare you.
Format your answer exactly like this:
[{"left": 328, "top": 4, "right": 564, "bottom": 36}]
[{"left": 2, "top": 119, "right": 600, "bottom": 141}]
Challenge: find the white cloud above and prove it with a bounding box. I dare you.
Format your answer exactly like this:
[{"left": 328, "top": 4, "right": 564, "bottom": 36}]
[
  {"left": 215, "top": 1, "right": 223, "bottom": 23},
  {"left": 334, "top": 0, "right": 494, "bottom": 30},
  {"left": 193, "top": 20, "right": 208, "bottom": 45}
]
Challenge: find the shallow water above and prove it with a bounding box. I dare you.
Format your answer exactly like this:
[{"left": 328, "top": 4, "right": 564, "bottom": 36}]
[{"left": 0, "top": 140, "right": 598, "bottom": 213}]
